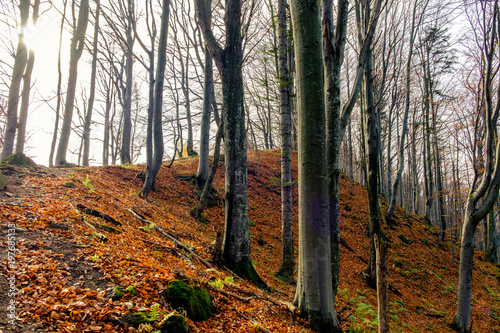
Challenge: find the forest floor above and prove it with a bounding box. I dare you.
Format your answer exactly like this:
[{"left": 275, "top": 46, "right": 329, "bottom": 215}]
[{"left": 0, "top": 149, "right": 499, "bottom": 333}]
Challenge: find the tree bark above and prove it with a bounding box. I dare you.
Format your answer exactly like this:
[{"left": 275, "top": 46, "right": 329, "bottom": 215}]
[
  {"left": 139, "top": 0, "right": 170, "bottom": 199},
  {"left": 16, "top": 0, "right": 39, "bottom": 154},
  {"left": 276, "top": 0, "right": 294, "bottom": 284},
  {"left": 82, "top": 0, "right": 100, "bottom": 166},
  {"left": 0, "top": 0, "right": 29, "bottom": 161},
  {"left": 195, "top": 0, "right": 265, "bottom": 287},
  {"left": 55, "top": 0, "right": 89, "bottom": 166},
  {"left": 196, "top": 9, "right": 214, "bottom": 187},
  {"left": 120, "top": 1, "right": 134, "bottom": 165},
  {"left": 49, "top": 0, "right": 67, "bottom": 167}
]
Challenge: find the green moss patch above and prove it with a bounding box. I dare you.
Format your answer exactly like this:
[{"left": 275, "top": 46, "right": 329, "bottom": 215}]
[
  {"left": 165, "top": 280, "right": 214, "bottom": 321},
  {"left": 1, "top": 152, "right": 37, "bottom": 167},
  {"left": 160, "top": 313, "right": 191, "bottom": 333}
]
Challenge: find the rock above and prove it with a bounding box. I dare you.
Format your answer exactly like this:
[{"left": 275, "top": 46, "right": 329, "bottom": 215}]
[
  {"left": 1, "top": 152, "right": 37, "bottom": 167},
  {"left": 160, "top": 313, "right": 190, "bottom": 333},
  {"left": 164, "top": 280, "right": 214, "bottom": 321},
  {"left": 122, "top": 311, "right": 158, "bottom": 328},
  {"left": 0, "top": 173, "right": 8, "bottom": 190}
]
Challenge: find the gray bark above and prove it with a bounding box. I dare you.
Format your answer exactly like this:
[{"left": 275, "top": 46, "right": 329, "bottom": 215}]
[
  {"left": 139, "top": 0, "right": 170, "bottom": 199},
  {"left": 195, "top": 0, "right": 265, "bottom": 287},
  {"left": 0, "top": 0, "right": 29, "bottom": 161},
  {"left": 82, "top": 0, "right": 100, "bottom": 166},
  {"left": 276, "top": 0, "right": 294, "bottom": 284},
  {"left": 291, "top": 0, "right": 337, "bottom": 328},
  {"left": 16, "top": 0, "right": 39, "bottom": 154},
  {"left": 55, "top": 0, "right": 89, "bottom": 166},
  {"left": 49, "top": 0, "right": 67, "bottom": 167},
  {"left": 120, "top": 0, "right": 134, "bottom": 165},
  {"left": 196, "top": 2, "right": 214, "bottom": 187}
]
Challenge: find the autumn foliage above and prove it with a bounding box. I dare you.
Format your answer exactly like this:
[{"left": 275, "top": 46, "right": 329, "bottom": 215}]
[{"left": 1, "top": 150, "right": 499, "bottom": 332}]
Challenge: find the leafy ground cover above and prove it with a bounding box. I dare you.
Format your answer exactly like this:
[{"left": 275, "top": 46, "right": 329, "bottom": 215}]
[{"left": 0, "top": 149, "right": 499, "bottom": 332}]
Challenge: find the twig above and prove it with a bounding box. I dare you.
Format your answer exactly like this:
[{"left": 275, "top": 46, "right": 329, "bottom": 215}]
[{"left": 129, "top": 208, "right": 214, "bottom": 269}]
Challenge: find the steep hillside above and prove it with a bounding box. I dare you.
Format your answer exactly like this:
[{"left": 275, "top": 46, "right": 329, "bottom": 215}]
[{"left": 0, "top": 150, "right": 499, "bottom": 332}]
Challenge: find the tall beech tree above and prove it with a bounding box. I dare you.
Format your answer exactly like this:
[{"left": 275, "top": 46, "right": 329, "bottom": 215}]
[
  {"left": 287, "top": 0, "right": 382, "bottom": 328},
  {"left": 81, "top": 0, "right": 100, "bottom": 166},
  {"left": 195, "top": 0, "right": 214, "bottom": 188},
  {"left": 139, "top": 0, "right": 170, "bottom": 199},
  {"left": 55, "top": 0, "right": 89, "bottom": 166},
  {"left": 454, "top": 0, "right": 500, "bottom": 331},
  {"left": 195, "top": 0, "right": 265, "bottom": 287},
  {"left": 275, "top": 0, "right": 294, "bottom": 284},
  {"left": 0, "top": 0, "right": 29, "bottom": 161},
  {"left": 15, "top": 0, "right": 40, "bottom": 155}
]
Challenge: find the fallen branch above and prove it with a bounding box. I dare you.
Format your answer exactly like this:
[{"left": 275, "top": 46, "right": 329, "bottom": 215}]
[
  {"left": 70, "top": 204, "right": 107, "bottom": 242},
  {"left": 76, "top": 204, "right": 122, "bottom": 226},
  {"left": 129, "top": 208, "right": 214, "bottom": 269}
]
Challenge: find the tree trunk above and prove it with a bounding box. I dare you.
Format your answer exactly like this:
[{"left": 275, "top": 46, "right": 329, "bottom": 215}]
[
  {"left": 386, "top": 0, "right": 421, "bottom": 223},
  {"left": 49, "top": 0, "right": 67, "bottom": 167},
  {"left": 139, "top": 0, "right": 170, "bottom": 199},
  {"left": 103, "top": 77, "right": 112, "bottom": 166},
  {"left": 82, "top": 0, "right": 100, "bottom": 166},
  {"left": 290, "top": 0, "right": 339, "bottom": 329},
  {"left": 191, "top": 120, "right": 223, "bottom": 218},
  {"left": 118, "top": 0, "right": 135, "bottom": 165},
  {"left": 196, "top": 27, "right": 214, "bottom": 187},
  {"left": 363, "top": 48, "right": 380, "bottom": 290},
  {"left": 15, "top": 47, "right": 35, "bottom": 154},
  {"left": 55, "top": 0, "right": 89, "bottom": 166},
  {"left": 276, "top": 0, "right": 294, "bottom": 284},
  {"left": 0, "top": 0, "right": 29, "bottom": 161},
  {"left": 195, "top": 0, "right": 264, "bottom": 287},
  {"left": 375, "top": 236, "right": 389, "bottom": 333}
]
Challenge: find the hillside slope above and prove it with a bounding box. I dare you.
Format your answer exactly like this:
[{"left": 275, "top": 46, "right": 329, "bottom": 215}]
[{"left": 0, "top": 149, "right": 499, "bottom": 332}]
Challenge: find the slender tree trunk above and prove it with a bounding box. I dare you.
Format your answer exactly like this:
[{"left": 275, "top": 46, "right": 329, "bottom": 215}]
[
  {"left": 139, "top": 0, "right": 170, "bottom": 199},
  {"left": 276, "top": 0, "right": 294, "bottom": 284},
  {"left": 120, "top": 0, "right": 135, "bottom": 165},
  {"left": 103, "top": 77, "right": 112, "bottom": 165},
  {"left": 55, "top": 0, "right": 89, "bottom": 166},
  {"left": 363, "top": 48, "right": 380, "bottom": 290},
  {"left": 1, "top": 0, "right": 29, "bottom": 161},
  {"left": 82, "top": 0, "right": 100, "bottom": 166},
  {"left": 386, "top": 0, "right": 423, "bottom": 222},
  {"left": 49, "top": 0, "right": 67, "bottom": 167},
  {"left": 196, "top": 10, "right": 214, "bottom": 187},
  {"left": 16, "top": 0, "right": 40, "bottom": 154},
  {"left": 15, "top": 46, "right": 35, "bottom": 154},
  {"left": 191, "top": 120, "right": 223, "bottom": 218}
]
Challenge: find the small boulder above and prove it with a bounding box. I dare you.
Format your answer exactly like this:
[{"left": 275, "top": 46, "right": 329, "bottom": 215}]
[
  {"left": 122, "top": 311, "right": 157, "bottom": 328},
  {"left": 1, "top": 153, "right": 37, "bottom": 167},
  {"left": 0, "top": 173, "right": 8, "bottom": 190},
  {"left": 164, "top": 280, "right": 214, "bottom": 321},
  {"left": 160, "top": 313, "right": 190, "bottom": 333}
]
